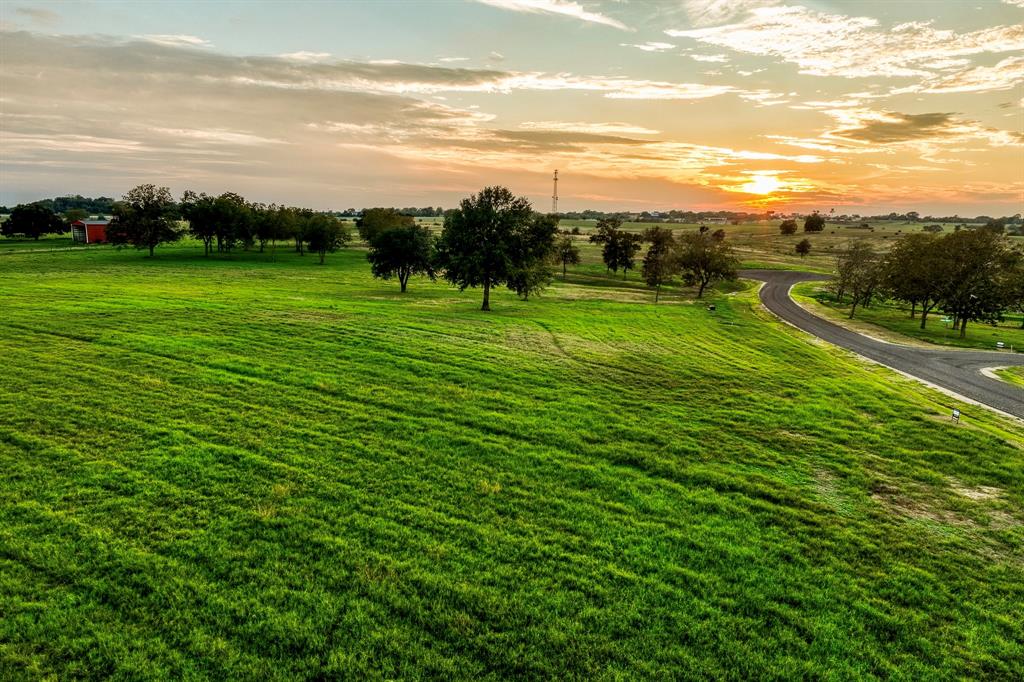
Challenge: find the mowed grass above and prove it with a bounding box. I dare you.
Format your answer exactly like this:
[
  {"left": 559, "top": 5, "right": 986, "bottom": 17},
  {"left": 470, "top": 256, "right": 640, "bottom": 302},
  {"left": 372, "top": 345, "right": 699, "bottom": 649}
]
[
  {"left": 1, "top": 243, "right": 1023, "bottom": 680},
  {"left": 794, "top": 282, "right": 1024, "bottom": 352},
  {"left": 996, "top": 366, "right": 1024, "bottom": 388}
]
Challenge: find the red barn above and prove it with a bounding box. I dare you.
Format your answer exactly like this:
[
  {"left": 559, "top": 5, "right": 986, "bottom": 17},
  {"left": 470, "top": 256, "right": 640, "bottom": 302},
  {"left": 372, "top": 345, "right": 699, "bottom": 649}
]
[{"left": 71, "top": 219, "right": 109, "bottom": 244}]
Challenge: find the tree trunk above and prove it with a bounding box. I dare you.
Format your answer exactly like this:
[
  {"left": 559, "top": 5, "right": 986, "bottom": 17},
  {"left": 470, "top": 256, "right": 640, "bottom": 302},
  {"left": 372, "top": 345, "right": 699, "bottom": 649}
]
[
  {"left": 400, "top": 272, "right": 408, "bottom": 292},
  {"left": 920, "top": 309, "right": 929, "bottom": 329},
  {"left": 959, "top": 318, "right": 967, "bottom": 338},
  {"left": 149, "top": 244, "right": 155, "bottom": 257},
  {"left": 697, "top": 279, "right": 707, "bottom": 298},
  {"left": 910, "top": 301, "right": 916, "bottom": 319},
  {"left": 562, "top": 261, "right": 567, "bottom": 278},
  {"left": 849, "top": 297, "right": 859, "bottom": 319},
  {"left": 481, "top": 280, "right": 491, "bottom": 311},
  {"left": 655, "top": 284, "right": 660, "bottom": 303},
  {"left": 319, "top": 251, "right": 325, "bottom": 265}
]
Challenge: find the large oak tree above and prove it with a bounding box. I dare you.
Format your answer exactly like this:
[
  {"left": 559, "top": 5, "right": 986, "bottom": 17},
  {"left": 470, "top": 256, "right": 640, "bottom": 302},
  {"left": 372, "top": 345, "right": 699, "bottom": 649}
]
[{"left": 435, "top": 186, "right": 553, "bottom": 311}]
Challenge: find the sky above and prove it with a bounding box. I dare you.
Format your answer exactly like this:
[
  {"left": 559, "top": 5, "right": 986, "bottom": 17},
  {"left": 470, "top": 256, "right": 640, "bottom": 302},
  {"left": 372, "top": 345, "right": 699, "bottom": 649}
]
[{"left": 1, "top": 0, "right": 1022, "bottom": 215}]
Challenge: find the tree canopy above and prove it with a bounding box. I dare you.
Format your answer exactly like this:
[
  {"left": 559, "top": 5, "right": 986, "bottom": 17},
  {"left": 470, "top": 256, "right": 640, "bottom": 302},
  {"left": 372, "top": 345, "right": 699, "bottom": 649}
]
[
  {"left": 435, "top": 186, "right": 553, "bottom": 310},
  {"left": 304, "top": 214, "right": 351, "bottom": 264},
  {"left": 676, "top": 230, "right": 738, "bottom": 298},
  {"left": 356, "top": 208, "right": 415, "bottom": 243},
  {"left": 107, "top": 185, "right": 180, "bottom": 256},
  {"left": 804, "top": 213, "right": 825, "bottom": 233},
  {"left": 366, "top": 224, "right": 436, "bottom": 292},
  {"left": 1, "top": 203, "right": 66, "bottom": 240},
  {"left": 641, "top": 227, "right": 676, "bottom": 303}
]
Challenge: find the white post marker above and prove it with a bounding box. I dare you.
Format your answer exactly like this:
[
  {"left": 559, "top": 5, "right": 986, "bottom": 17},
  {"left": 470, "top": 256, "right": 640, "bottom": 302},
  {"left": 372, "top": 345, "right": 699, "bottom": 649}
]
[{"left": 951, "top": 408, "right": 961, "bottom": 424}]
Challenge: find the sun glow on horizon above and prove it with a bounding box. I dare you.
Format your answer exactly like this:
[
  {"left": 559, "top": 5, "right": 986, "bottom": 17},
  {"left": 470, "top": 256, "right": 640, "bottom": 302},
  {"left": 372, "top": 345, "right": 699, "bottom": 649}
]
[{"left": 740, "top": 173, "right": 783, "bottom": 195}]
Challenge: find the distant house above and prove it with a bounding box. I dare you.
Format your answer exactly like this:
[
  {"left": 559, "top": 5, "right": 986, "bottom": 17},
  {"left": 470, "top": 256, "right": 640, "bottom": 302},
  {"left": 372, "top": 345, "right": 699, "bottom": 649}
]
[{"left": 71, "top": 219, "right": 109, "bottom": 244}]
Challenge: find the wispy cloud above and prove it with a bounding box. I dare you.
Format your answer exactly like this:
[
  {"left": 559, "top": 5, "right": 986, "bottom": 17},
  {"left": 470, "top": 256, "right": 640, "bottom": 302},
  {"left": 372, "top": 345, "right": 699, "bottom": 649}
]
[
  {"left": 668, "top": 6, "right": 1024, "bottom": 87},
  {"left": 621, "top": 42, "right": 674, "bottom": 52},
  {"left": 688, "top": 53, "right": 729, "bottom": 63},
  {"left": 473, "top": 0, "right": 629, "bottom": 31},
  {"left": 519, "top": 121, "right": 662, "bottom": 135},
  {"left": 14, "top": 7, "right": 59, "bottom": 25},
  {"left": 139, "top": 34, "right": 211, "bottom": 48}
]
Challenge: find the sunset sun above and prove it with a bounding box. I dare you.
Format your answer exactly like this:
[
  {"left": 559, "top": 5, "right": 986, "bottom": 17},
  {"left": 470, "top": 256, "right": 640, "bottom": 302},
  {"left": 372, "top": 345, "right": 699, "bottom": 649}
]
[{"left": 740, "top": 174, "right": 783, "bottom": 195}]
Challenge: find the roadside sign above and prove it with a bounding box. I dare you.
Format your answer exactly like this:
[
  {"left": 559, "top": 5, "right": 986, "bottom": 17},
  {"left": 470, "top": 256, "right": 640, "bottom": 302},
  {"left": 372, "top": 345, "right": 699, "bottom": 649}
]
[
  {"left": 996, "top": 342, "right": 1005, "bottom": 349},
  {"left": 951, "top": 408, "right": 961, "bottom": 423}
]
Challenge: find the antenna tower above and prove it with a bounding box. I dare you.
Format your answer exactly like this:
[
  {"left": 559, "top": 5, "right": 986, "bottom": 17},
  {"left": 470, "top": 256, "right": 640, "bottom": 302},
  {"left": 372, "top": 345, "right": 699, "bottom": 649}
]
[{"left": 552, "top": 169, "right": 559, "bottom": 214}]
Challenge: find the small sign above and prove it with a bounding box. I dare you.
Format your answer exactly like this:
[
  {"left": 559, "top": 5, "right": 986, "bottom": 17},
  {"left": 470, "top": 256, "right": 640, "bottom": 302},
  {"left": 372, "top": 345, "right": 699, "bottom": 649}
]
[
  {"left": 951, "top": 408, "right": 961, "bottom": 423},
  {"left": 996, "top": 342, "right": 1005, "bottom": 349}
]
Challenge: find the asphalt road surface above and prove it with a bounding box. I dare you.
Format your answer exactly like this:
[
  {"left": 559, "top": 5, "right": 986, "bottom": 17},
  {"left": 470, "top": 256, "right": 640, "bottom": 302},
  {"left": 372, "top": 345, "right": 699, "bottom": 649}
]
[{"left": 742, "top": 269, "right": 1024, "bottom": 420}]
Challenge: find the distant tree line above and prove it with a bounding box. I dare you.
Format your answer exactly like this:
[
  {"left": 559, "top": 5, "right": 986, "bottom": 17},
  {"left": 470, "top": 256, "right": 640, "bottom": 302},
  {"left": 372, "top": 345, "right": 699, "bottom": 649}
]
[{"left": 832, "top": 228, "right": 1023, "bottom": 337}]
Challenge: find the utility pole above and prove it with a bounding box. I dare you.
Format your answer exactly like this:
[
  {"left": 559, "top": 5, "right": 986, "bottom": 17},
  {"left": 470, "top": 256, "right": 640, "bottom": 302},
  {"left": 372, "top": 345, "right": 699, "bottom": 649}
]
[{"left": 552, "top": 169, "right": 559, "bottom": 214}]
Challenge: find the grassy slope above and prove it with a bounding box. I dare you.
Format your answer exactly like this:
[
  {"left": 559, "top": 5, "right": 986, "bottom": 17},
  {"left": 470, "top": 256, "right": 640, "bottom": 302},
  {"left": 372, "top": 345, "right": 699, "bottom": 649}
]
[
  {"left": 1, "top": 244, "right": 1023, "bottom": 680},
  {"left": 793, "top": 282, "right": 1024, "bottom": 352},
  {"left": 996, "top": 366, "right": 1024, "bottom": 388}
]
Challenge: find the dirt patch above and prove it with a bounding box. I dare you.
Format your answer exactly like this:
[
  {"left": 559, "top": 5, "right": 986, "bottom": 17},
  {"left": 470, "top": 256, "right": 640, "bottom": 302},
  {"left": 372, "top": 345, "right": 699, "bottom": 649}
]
[{"left": 947, "top": 478, "right": 1003, "bottom": 501}]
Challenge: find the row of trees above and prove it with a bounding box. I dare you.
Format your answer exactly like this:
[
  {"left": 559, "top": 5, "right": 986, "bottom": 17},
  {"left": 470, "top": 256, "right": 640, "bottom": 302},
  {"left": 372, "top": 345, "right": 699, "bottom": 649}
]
[
  {"left": 103, "top": 185, "right": 350, "bottom": 262},
  {"left": 833, "top": 229, "right": 1023, "bottom": 337}
]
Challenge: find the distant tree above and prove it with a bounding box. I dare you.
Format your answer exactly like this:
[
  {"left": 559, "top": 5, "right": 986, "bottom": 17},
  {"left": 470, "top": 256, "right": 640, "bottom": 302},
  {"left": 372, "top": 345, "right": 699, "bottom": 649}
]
[
  {"left": 835, "top": 242, "right": 880, "bottom": 318},
  {"left": 642, "top": 226, "right": 676, "bottom": 303},
  {"left": 1, "top": 203, "right": 65, "bottom": 240},
  {"left": 922, "top": 224, "right": 943, "bottom": 233},
  {"left": 1004, "top": 256, "right": 1024, "bottom": 329},
  {"left": 616, "top": 231, "right": 644, "bottom": 280},
  {"left": 435, "top": 186, "right": 547, "bottom": 310},
  {"left": 940, "top": 229, "right": 1013, "bottom": 338},
  {"left": 107, "top": 185, "right": 180, "bottom": 256},
  {"left": 356, "top": 208, "right": 415, "bottom": 243},
  {"left": 553, "top": 234, "right": 580, "bottom": 279},
  {"left": 292, "top": 208, "right": 314, "bottom": 255},
  {"left": 213, "top": 192, "right": 252, "bottom": 252},
  {"left": 180, "top": 191, "right": 218, "bottom": 256},
  {"left": 804, "top": 212, "right": 825, "bottom": 232},
  {"left": 590, "top": 216, "right": 622, "bottom": 273},
  {"left": 303, "top": 213, "right": 351, "bottom": 264},
  {"left": 367, "top": 224, "right": 435, "bottom": 292},
  {"left": 63, "top": 208, "right": 89, "bottom": 225},
  {"left": 879, "top": 233, "right": 948, "bottom": 328},
  {"left": 711, "top": 228, "right": 726, "bottom": 242},
  {"left": 676, "top": 230, "right": 738, "bottom": 298},
  {"left": 795, "top": 238, "right": 812, "bottom": 258},
  {"left": 779, "top": 219, "right": 798, "bottom": 235},
  {"left": 508, "top": 213, "right": 559, "bottom": 300}
]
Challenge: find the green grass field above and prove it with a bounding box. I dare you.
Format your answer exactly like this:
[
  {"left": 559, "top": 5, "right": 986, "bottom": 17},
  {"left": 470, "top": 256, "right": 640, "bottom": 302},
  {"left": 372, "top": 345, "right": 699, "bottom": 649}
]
[
  {"left": 2, "top": 242, "right": 1023, "bottom": 679},
  {"left": 793, "top": 282, "right": 1024, "bottom": 352},
  {"left": 996, "top": 366, "right": 1024, "bottom": 388}
]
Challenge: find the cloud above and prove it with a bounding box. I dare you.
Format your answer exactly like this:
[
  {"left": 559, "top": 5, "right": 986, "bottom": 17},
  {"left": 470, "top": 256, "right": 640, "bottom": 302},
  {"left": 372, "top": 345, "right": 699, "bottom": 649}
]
[
  {"left": 519, "top": 121, "right": 662, "bottom": 135},
  {"left": 688, "top": 53, "right": 729, "bottom": 63},
  {"left": 668, "top": 6, "right": 1024, "bottom": 86},
  {"left": 473, "top": 0, "right": 629, "bottom": 30},
  {"left": 908, "top": 56, "right": 1024, "bottom": 94},
  {"left": 14, "top": 7, "right": 59, "bottom": 25},
  {"left": 279, "top": 51, "right": 332, "bottom": 63},
  {"left": 831, "top": 112, "right": 963, "bottom": 144},
  {"left": 681, "top": 0, "right": 778, "bottom": 28},
  {"left": 438, "top": 56, "right": 469, "bottom": 63},
  {"left": 139, "top": 34, "right": 211, "bottom": 48},
  {"left": 622, "top": 42, "right": 675, "bottom": 52}
]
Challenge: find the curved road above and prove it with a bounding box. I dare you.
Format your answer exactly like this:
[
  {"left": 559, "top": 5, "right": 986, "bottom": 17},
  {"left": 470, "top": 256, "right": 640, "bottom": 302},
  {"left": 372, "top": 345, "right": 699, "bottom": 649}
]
[{"left": 742, "top": 270, "right": 1024, "bottom": 420}]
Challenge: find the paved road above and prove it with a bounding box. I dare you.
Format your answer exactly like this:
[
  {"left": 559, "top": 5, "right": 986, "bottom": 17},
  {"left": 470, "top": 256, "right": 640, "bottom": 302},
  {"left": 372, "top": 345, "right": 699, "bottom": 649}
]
[{"left": 741, "top": 269, "right": 1024, "bottom": 420}]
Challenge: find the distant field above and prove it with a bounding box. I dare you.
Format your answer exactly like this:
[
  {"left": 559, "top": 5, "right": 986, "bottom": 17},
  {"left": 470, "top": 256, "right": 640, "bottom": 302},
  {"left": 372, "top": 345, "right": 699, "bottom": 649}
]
[
  {"left": 1, "top": 243, "right": 1022, "bottom": 679},
  {"left": 793, "top": 282, "right": 1024, "bottom": 352}
]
